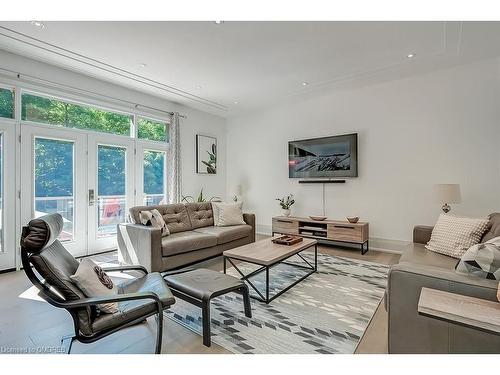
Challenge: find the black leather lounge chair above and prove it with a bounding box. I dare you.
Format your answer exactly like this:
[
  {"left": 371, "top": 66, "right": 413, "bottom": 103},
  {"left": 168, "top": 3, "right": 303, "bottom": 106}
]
[{"left": 20, "top": 213, "right": 175, "bottom": 354}]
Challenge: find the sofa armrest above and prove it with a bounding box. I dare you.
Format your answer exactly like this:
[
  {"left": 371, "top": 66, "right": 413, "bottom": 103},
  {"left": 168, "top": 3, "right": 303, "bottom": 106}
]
[
  {"left": 386, "top": 262, "right": 499, "bottom": 353},
  {"left": 413, "top": 225, "right": 433, "bottom": 244},
  {"left": 117, "top": 223, "right": 162, "bottom": 273},
  {"left": 243, "top": 213, "right": 256, "bottom": 242}
]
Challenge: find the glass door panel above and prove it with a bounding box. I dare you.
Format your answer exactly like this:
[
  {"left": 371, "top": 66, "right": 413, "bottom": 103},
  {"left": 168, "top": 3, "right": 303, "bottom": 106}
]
[
  {"left": 34, "top": 138, "right": 75, "bottom": 242},
  {"left": 143, "top": 150, "right": 166, "bottom": 205},
  {"left": 97, "top": 145, "right": 127, "bottom": 237},
  {"left": 88, "top": 135, "right": 134, "bottom": 254},
  {"left": 0, "top": 122, "right": 15, "bottom": 270},
  {"left": 21, "top": 125, "right": 87, "bottom": 257}
]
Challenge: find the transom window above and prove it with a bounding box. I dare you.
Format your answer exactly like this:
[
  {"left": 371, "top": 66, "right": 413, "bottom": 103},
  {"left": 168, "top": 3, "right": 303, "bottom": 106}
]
[
  {"left": 137, "top": 116, "right": 169, "bottom": 142},
  {"left": 0, "top": 88, "right": 14, "bottom": 119},
  {"left": 21, "top": 92, "right": 133, "bottom": 136}
]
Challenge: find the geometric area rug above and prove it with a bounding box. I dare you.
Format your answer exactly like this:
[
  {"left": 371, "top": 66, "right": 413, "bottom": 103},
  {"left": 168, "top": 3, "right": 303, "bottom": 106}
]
[{"left": 165, "top": 252, "right": 389, "bottom": 354}]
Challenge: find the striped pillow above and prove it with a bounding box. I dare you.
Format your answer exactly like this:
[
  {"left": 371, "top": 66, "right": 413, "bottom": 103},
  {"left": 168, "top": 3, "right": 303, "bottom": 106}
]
[
  {"left": 139, "top": 209, "right": 170, "bottom": 237},
  {"left": 425, "top": 214, "right": 490, "bottom": 258}
]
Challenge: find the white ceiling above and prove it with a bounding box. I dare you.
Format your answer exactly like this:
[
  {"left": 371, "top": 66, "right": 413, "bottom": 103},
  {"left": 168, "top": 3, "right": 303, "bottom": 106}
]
[{"left": 0, "top": 21, "right": 499, "bottom": 117}]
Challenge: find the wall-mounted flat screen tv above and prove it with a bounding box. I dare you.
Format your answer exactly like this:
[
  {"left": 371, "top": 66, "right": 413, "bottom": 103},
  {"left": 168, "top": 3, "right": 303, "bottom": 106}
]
[{"left": 288, "top": 133, "right": 358, "bottom": 178}]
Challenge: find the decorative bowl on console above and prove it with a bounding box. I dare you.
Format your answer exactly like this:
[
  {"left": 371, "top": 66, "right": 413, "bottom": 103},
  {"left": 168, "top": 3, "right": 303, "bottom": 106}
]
[
  {"left": 347, "top": 216, "right": 360, "bottom": 223},
  {"left": 309, "top": 215, "right": 327, "bottom": 221}
]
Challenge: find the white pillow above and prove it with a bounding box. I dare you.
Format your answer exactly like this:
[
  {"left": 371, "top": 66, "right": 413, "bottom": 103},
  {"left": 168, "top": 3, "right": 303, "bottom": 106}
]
[
  {"left": 425, "top": 213, "right": 490, "bottom": 259},
  {"left": 211, "top": 202, "right": 245, "bottom": 227},
  {"left": 139, "top": 209, "right": 170, "bottom": 237},
  {"left": 70, "top": 258, "right": 118, "bottom": 314}
]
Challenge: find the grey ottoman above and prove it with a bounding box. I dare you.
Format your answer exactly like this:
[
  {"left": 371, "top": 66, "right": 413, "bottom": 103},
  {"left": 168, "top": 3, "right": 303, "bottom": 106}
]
[{"left": 163, "top": 268, "right": 252, "bottom": 347}]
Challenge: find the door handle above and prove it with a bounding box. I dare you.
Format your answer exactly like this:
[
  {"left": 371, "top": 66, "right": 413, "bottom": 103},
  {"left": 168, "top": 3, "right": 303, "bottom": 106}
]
[{"left": 89, "top": 189, "right": 95, "bottom": 206}]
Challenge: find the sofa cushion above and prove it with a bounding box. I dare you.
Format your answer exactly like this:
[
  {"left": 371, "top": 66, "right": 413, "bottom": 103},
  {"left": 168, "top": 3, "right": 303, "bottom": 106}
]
[
  {"left": 161, "top": 231, "right": 217, "bottom": 257},
  {"left": 425, "top": 214, "right": 490, "bottom": 258},
  {"left": 139, "top": 209, "right": 170, "bottom": 237},
  {"left": 186, "top": 202, "right": 214, "bottom": 229},
  {"left": 70, "top": 258, "right": 118, "bottom": 314},
  {"left": 455, "top": 236, "right": 500, "bottom": 280},
  {"left": 481, "top": 213, "right": 500, "bottom": 243},
  {"left": 130, "top": 204, "right": 192, "bottom": 234},
  {"left": 400, "top": 242, "right": 458, "bottom": 270},
  {"left": 212, "top": 202, "right": 245, "bottom": 226},
  {"left": 193, "top": 224, "right": 252, "bottom": 245}
]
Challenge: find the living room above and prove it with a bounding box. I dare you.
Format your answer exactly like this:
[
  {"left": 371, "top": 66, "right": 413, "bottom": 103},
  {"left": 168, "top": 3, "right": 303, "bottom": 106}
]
[{"left": 1, "top": 1, "right": 500, "bottom": 372}]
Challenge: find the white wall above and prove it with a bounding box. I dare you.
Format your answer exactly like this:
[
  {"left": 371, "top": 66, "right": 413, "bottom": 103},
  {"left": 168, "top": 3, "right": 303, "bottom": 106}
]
[
  {"left": 0, "top": 49, "right": 227, "bottom": 200},
  {"left": 227, "top": 58, "right": 500, "bottom": 245}
]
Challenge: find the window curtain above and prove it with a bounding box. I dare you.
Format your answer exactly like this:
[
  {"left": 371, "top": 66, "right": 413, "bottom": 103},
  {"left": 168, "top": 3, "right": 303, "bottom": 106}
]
[{"left": 167, "top": 112, "right": 181, "bottom": 203}]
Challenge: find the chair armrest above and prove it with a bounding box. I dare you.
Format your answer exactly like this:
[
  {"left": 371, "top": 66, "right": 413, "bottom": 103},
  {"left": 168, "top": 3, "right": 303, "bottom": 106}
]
[
  {"left": 388, "top": 262, "right": 499, "bottom": 305},
  {"left": 386, "top": 262, "right": 500, "bottom": 353},
  {"left": 413, "top": 225, "right": 433, "bottom": 244},
  {"left": 117, "top": 223, "right": 163, "bottom": 272},
  {"left": 39, "top": 290, "right": 165, "bottom": 311},
  {"left": 102, "top": 265, "right": 148, "bottom": 275},
  {"left": 243, "top": 213, "right": 256, "bottom": 242}
]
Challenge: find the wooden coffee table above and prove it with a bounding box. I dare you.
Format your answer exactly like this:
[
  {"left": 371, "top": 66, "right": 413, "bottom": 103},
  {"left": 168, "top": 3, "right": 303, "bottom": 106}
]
[{"left": 223, "top": 237, "right": 318, "bottom": 304}]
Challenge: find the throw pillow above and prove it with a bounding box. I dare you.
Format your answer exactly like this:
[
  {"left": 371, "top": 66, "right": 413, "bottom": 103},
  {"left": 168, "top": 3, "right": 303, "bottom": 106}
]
[
  {"left": 70, "top": 258, "right": 118, "bottom": 314},
  {"left": 455, "top": 241, "right": 500, "bottom": 280},
  {"left": 139, "top": 209, "right": 170, "bottom": 237},
  {"left": 211, "top": 202, "right": 245, "bottom": 227},
  {"left": 425, "top": 214, "right": 490, "bottom": 258}
]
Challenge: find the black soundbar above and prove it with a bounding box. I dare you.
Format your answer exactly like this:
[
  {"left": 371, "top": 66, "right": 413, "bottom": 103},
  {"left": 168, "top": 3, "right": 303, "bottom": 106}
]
[{"left": 298, "top": 179, "right": 346, "bottom": 183}]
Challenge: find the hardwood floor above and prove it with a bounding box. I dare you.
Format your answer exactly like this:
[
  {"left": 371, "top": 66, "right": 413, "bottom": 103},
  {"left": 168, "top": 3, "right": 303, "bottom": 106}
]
[{"left": 0, "top": 235, "right": 399, "bottom": 354}]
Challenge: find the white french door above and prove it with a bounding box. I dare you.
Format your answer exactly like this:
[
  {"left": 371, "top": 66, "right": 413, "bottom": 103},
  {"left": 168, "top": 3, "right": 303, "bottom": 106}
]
[
  {"left": 135, "top": 143, "right": 167, "bottom": 207},
  {"left": 21, "top": 126, "right": 135, "bottom": 257},
  {"left": 0, "top": 121, "right": 16, "bottom": 270},
  {"left": 87, "top": 134, "right": 134, "bottom": 253},
  {"left": 21, "top": 125, "right": 88, "bottom": 257}
]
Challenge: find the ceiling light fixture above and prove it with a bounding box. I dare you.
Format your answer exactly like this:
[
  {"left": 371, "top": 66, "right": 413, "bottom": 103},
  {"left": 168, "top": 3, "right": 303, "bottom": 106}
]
[
  {"left": 233, "top": 101, "right": 239, "bottom": 104},
  {"left": 138, "top": 63, "right": 147, "bottom": 68},
  {"left": 31, "top": 21, "right": 45, "bottom": 29},
  {"left": 407, "top": 53, "right": 416, "bottom": 59},
  {"left": 214, "top": 21, "right": 224, "bottom": 25},
  {"left": 195, "top": 85, "right": 202, "bottom": 89},
  {"left": 302, "top": 82, "right": 309, "bottom": 86}
]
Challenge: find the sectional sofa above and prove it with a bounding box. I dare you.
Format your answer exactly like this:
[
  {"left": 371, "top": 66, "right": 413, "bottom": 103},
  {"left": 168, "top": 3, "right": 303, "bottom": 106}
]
[
  {"left": 386, "top": 213, "right": 500, "bottom": 353},
  {"left": 117, "top": 202, "right": 255, "bottom": 272}
]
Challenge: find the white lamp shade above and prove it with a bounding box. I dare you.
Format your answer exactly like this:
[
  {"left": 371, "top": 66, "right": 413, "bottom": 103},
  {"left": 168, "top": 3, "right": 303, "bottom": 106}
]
[{"left": 433, "top": 184, "right": 461, "bottom": 204}]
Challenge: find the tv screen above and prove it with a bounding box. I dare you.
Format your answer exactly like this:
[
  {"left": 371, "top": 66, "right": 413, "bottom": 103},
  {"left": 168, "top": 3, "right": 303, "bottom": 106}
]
[{"left": 288, "top": 133, "right": 358, "bottom": 178}]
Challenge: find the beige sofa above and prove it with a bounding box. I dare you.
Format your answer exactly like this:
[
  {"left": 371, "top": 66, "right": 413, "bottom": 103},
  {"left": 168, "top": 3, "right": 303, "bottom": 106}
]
[
  {"left": 386, "top": 213, "right": 500, "bottom": 353},
  {"left": 117, "top": 202, "right": 255, "bottom": 272}
]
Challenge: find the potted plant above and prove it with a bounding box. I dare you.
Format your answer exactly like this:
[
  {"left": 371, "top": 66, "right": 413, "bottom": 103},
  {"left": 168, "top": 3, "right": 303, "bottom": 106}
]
[
  {"left": 276, "top": 194, "right": 295, "bottom": 217},
  {"left": 182, "top": 188, "right": 221, "bottom": 203}
]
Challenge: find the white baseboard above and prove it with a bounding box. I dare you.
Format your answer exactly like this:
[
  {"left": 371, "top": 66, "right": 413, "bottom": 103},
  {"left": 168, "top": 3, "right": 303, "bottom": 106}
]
[{"left": 256, "top": 224, "right": 408, "bottom": 254}]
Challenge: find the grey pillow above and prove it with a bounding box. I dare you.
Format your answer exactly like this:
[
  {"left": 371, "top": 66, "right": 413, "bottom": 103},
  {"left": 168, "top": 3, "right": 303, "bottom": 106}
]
[
  {"left": 455, "top": 236, "right": 500, "bottom": 280},
  {"left": 70, "top": 258, "right": 118, "bottom": 313}
]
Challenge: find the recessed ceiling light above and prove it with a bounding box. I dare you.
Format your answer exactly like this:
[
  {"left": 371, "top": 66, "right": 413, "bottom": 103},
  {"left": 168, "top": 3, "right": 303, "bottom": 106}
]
[
  {"left": 407, "top": 53, "right": 416, "bottom": 59},
  {"left": 31, "top": 21, "right": 45, "bottom": 29},
  {"left": 138, "top": 63, "right": 147, "bottom": 68},
  {"left": 302, "top": 82, "right": 309, "bottom": 86},
  {"left": 214, "top": 21, "right": 224, "bottom": 25},
  {"left": 195, "top": 85, "right": 202, "bottom": 90},
  {"left": 233, "top": 101, "right": 239, "bottom": 104}
]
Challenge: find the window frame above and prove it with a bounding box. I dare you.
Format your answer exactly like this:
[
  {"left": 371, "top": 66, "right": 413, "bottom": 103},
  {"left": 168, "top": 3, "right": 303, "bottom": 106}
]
[
  {"left": 20, "top": 90, "right": 136, "bottom": 138},
  {"left": 0, "top": 84, "right": 16, "bottom": 122},
  {"left": 136, "top": 115, "right": 170, "bottom": 144}
]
